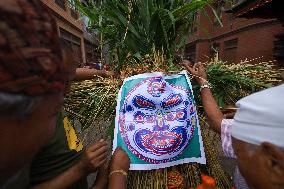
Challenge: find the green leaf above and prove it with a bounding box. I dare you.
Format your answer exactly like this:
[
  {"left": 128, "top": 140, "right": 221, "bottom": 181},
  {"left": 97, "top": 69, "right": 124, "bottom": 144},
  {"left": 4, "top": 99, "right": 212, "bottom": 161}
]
[{"left": 208, "top": 4, "right": 223, "bottom": 27}]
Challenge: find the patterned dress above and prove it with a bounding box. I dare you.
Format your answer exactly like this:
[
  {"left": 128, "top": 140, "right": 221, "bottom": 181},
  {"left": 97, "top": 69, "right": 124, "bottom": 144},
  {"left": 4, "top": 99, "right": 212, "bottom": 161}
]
[{"left": 221, "top": 119, "right": 250, "bottom": 189}]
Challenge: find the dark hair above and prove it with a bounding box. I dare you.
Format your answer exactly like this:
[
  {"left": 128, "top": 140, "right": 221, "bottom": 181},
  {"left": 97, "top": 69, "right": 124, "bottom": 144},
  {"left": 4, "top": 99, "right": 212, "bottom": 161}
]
[{"left": 0, "top": 93, "right": 44, "bottom": 118}]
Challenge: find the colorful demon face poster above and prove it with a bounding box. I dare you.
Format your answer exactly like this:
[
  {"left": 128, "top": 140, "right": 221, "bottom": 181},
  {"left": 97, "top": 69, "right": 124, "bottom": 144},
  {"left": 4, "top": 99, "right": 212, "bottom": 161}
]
[{"left": 113, "top": 71, "right": 205, "bottom": 170}]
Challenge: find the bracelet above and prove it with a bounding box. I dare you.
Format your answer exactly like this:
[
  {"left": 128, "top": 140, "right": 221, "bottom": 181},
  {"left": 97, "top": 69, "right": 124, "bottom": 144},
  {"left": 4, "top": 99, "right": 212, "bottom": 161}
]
[
  {"left": 109, "top": 170, "right": 128, "bottom": 178},
  {"left": 200, "top": 83, "right": 212, "bottom": 92}
]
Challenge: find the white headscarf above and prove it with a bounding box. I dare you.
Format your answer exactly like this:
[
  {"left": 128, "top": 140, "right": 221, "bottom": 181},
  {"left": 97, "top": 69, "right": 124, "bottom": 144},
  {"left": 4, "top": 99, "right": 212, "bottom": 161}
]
[{"left": 232, "top": 84, "right": 284, "bottom": 148}]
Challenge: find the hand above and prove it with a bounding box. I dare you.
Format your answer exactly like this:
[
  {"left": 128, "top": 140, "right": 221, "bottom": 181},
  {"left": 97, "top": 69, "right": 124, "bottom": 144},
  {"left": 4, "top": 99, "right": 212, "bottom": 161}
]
[
  {"left": 77, "top": 139, "right": 108, "bottom": 176},
  {"left": 110, "top": 147, "right": 130, "bottom": 172},
  {"left": 181, "top": 60, "right": 207, "bottom": 85},
  {"left": 105, "top": 71, "right": 115, "bottom": 78}
]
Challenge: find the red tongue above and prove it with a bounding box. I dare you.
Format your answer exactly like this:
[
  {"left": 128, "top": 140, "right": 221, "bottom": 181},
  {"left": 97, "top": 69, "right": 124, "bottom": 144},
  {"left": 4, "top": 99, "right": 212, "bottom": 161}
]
[
  {"left": 148, "top": 134, "right": 179, "bottom": 151},
  {"left": 153, "top": 139, "right": 167, "bottom": 146},
  {"left": 139, "top": 131, "right": 183, "bottom": 155}
]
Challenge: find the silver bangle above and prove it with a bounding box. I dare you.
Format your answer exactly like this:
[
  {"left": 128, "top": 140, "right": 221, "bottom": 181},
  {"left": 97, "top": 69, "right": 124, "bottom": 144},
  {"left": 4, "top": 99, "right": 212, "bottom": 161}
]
[{"left": 200, "top": 84, "right": 212, "bottom": 92}]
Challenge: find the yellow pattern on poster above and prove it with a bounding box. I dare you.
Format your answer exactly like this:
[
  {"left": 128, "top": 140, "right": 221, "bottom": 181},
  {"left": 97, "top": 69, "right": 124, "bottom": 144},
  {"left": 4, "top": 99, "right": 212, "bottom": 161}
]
[{"left": 63, "top": 117, "right": 83, "bottom": 152}]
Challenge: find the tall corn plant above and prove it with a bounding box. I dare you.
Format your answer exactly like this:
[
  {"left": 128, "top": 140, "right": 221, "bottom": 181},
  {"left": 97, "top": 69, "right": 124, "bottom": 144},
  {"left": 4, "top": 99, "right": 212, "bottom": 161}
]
[{"left": 75, "top": 0, "right": 211, "bottom": 70}]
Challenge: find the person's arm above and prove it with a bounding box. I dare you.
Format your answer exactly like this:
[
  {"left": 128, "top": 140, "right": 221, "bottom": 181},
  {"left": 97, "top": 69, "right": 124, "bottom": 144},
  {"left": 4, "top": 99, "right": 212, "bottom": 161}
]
[
  {"left": 199, "top": 85, "right": 223, "bottom": 134},
  {"left": 182, "top": 60, "right": 223, "bottom": 134},
  {"left": 32, "top": 140, "right": 108, "bottom": 189},
  {"left": 108, "top": 147, "right": 130, "bottom": 189},
  {"left": 32, "top": 162, "right": 86, "bottom": 189},
  {"left": 74, "top": 68, "right": 114, "bottom": 81},
  {"left": 92, "top": 165, "right": 109, "bottom": 189},
  {"left": 109, "top": 173, "right": 127, "bottom": 189}
]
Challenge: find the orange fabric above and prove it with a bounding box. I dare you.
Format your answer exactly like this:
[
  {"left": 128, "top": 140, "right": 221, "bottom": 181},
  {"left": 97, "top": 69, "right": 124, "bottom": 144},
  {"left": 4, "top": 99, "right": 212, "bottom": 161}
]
[
  {"left": 188, "top": 175, "right": 222, "bottom": 189},
  {"left": 201, "top": 174, "right": 216, "bottom": 187}
]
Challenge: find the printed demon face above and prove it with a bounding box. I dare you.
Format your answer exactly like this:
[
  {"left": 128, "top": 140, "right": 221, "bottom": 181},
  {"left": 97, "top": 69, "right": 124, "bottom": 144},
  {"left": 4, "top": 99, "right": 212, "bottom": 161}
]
[{"left": 119, "top": 77, "right": 197, "bottom": 164}]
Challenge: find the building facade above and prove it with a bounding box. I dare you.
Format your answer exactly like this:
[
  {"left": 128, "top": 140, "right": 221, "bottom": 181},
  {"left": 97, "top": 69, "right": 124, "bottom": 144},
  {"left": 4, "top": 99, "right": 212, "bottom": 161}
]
[
  {"left": 40, "top": 0, "right": 99, "bottom": 65},
  {"left": 185, "top": 3, "right": 283, "bottom": 64}
]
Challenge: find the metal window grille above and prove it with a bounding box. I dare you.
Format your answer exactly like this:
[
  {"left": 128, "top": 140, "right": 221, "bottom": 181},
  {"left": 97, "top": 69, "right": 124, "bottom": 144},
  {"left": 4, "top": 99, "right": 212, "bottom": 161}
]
[{"left": 224, "top": 38, "right": 238, "bottom": 50}]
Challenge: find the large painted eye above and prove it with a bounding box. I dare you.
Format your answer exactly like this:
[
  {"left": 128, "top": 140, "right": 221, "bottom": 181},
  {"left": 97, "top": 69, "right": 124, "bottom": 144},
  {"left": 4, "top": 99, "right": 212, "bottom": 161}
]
[
  {"left": 132, "top": 95, "right": 156, "bottom": 110},
  {"left": 161, "top": 93, "right": 183, "bottom": 110}
]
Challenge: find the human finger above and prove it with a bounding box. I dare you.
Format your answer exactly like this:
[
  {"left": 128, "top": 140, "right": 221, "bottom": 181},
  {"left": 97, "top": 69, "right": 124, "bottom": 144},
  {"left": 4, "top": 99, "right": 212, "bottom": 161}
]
[
  {"left": 195, "top": 62, "right": 205, "bottom": 70},
  {"left": 88, "top": 141, "right": 108, "bottom": 152},
  {"left": 181, "top": 59, "right": 194, "bottom": 67},
  {"left": 96, "top": 159, "right": 108, "bottom": 168},
  {"left": 113, "top": 146, "right": 126, "bottom": 155},
  {"left": 90, "top": 151, "right": 108, "bottom": 166},
  {"left": 113, "top": 147, "right": 129, "bottom": 160},
  {"left": 95, "top": 151, "right": 108, "bottom": 162},
  {"left": 86, "top": 145, "right": 108, "bottom": 160},
  {"left": 182, "top": 63, "right": 196, "bottom": 75},
  {"left": 91, "top": 145, "right": 109, "bottom": 158}
]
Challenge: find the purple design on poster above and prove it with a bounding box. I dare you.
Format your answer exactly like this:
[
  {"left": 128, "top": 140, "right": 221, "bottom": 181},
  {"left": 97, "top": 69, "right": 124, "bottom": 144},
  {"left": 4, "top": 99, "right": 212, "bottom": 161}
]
[
  {"left": 176, "top": 108, "right": 187, "bottom": 121},
  {"left": 165, "top": 112, "right": 175, "bottom": 121},
  {"left": 134, "top": 111, "right": 145, "bottom": 123},
  {"left": 119, "top": 76, "right": 196, "bottom": 164},
  {"left": 147, "top": 77, "right": 166, "bottom": 97},
  {"left": 145, "top": 115, "right": 156, "bottom": 123},
  {"left": 128, "top": 123, "right": 135, "bottom": 131}
]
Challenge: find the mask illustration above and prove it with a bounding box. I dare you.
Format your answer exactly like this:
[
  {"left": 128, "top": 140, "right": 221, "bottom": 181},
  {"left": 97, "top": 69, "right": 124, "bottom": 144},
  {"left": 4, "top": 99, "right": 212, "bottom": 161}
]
[{"left": 119, "top": 77, "right": 197, "bottom": 163}]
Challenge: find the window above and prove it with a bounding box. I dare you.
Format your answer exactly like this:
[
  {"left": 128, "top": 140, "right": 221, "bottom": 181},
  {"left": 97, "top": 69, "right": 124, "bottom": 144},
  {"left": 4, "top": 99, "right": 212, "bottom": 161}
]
[
  {"left": 55, "top": 0, "right": 66, "bottom": 10},
  {"left": 60, "top": 28, "right": 81, "bottom": 45},
  {"left": 60, "top": 28, "right": 82, "bottom": 62},
  {"left": 71, "top": 9, "right": 78, "bottom": 19},
  {"left": 85, "top": 42, "right": 100, "bottom": 63},
  {"left": 224, "top": 38, "right": 238, "bottom": 49},
  {"left": 224, "top": 38, "right": 238, "bottom": 63},
  {"left": 69, "top": 0, "right": 78, "bottom": 19}
]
